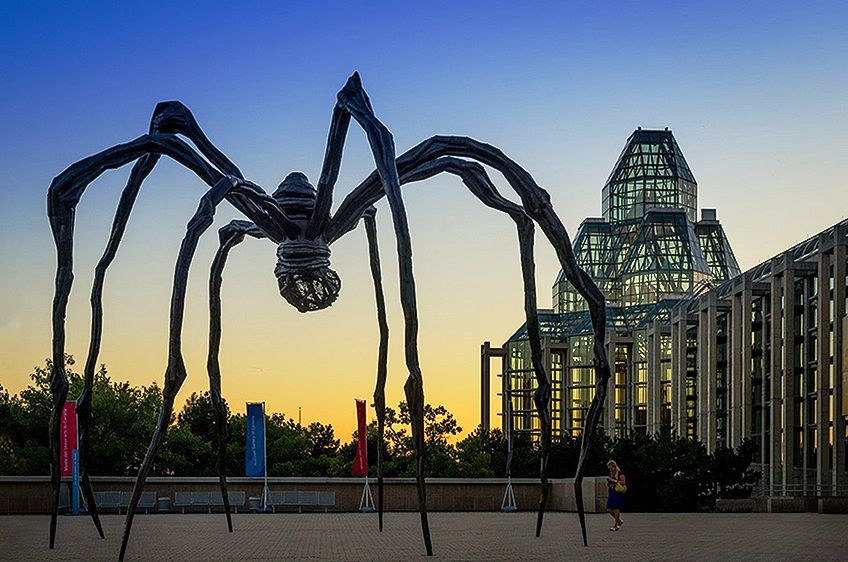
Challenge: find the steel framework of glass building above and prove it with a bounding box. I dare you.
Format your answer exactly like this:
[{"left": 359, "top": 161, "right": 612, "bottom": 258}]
[{"left": 480, "top": 128, "right": 848, "bottom": 497}]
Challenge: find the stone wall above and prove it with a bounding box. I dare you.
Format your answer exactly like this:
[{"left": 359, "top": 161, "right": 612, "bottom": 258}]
[
  {"left": 0, "top": 476, "right": 609, "bottom": 515},
  {"left": 715, "top": 496, "right": 848, "bottom": 513}
]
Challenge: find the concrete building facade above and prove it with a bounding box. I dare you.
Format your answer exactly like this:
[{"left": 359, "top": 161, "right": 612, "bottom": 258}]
[{"left": 480, "top": 128, "right": 848, "bottom": 497}]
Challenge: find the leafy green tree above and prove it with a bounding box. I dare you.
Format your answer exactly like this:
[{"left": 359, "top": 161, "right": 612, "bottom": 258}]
[
  {"left": 154, "top": 391, "right": 222, "bottom": 476},
  {"left": 176, "top": 392, "right": 221, "bottom": 444},
  {"left": 156, "top": 424, "right": 214, "bottom": 476},
  {"left": 454, "top": 427, "right": 507, "bottom": 478},
  {"left": 224, "top": 413, "right": 247, "bottom": 476},
  {"left": 383, "top": 402, "right": 463, "bottom": 476},
  {"left": 0, "top": 359, "right": 760, "bottom": 509},
  {"left": 0, "top": 383, "right": 30, "bottom": 474},
  {"left": 84, "top": 369, "right": 161, "bottom": 476},
  {"left": 703, "top": 438, "right": 759, "bottom": 505},
  {"left": 0, "top": 356, "right": 161, "bottom": 476},
  {"left": 306, "top": 422, "right": 339, "bottom": 458}
]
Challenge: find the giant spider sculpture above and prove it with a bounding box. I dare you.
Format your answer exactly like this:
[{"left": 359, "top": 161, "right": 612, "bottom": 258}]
[{"left": 46, "top": 73, "right": 610, "bottom": 559}]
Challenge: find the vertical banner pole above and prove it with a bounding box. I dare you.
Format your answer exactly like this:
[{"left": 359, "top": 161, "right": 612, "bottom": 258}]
[
  {"left": 60, "top": 401, "right": 79, "bottom": 515},
  {"left": 353, "top": 399, "right": 374, "bottom": 512},
  {"left": 73, "top": 399, "right": 80, "bottom": 515},
  {"left": 262, "top": 402, "right": 269, "bottom": 511},
  {"left": 246, "top": 402, "right": 270, "bottom": 512},
  {"left": 501, "top": 399, "right": 517, "bottom": 512},
  {"left": 71, "top": 449, "right": 79, "bottom": 515}
]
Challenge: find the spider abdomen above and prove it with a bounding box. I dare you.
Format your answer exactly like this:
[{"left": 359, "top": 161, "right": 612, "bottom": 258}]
[{"left": 272, "top": 171, "right": 316, "bottom": 222}]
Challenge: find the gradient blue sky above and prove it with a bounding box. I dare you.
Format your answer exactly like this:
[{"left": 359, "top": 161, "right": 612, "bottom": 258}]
[{"left": 1, "top": 1, "right": 847, "bottom": 438}]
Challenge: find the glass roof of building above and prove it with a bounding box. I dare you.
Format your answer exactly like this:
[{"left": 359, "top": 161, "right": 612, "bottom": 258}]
[
  {"left": 554, "top": 207, "right": 722, "bottom": 311},
  {"left": 602, "top": 128, "right": 697, "bottom": 223},
  {"left": 553, "top": 127, "right": 739, "bottom": 319},
  {"left": 508, "top": 299, "right": 685, "bottom": 342}
]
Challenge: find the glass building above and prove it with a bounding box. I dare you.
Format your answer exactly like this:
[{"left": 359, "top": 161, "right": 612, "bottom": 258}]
[{"left": 480, "top": 128, "right": 848, "bottom": 498}]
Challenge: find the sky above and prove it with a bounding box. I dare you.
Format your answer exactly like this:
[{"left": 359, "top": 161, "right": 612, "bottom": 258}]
[{"left": 1, "top": 1, "right": 847, "bottom": 441}]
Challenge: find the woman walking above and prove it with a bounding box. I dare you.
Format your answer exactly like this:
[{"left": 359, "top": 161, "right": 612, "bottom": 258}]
[{"left": 606, "top": 459, "right": 626, "bottom": 531}]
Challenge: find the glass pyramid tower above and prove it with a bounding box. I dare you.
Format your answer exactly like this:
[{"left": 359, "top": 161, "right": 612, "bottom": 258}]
[
  {"left": 501, "top": 128, "right": 740, "bottom": 439},
  {"left": 602, "top": 128, "right": 698, "bottom": 223},
  {"left": 554, "top": 128, "right": 739, "bottom": 314}
]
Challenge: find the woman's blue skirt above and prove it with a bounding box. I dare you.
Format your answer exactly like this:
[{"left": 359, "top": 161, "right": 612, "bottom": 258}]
[{"left": 606, "top": 490, "right": 625, "bottom": 510}]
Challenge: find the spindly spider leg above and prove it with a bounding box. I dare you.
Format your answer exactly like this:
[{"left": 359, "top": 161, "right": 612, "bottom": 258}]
[
  {"left": 77, "top": 154, "right": 158, "bottom": 543},
  {"left": 46, "top": 131, "right": 284, "bottom": 550},
  {"left": 119, "top": 176, "right": 259, "bottom": 561},
  {"left": 306, "top": 103, "right": 351, "bottom": 239},
  {"left": 361, "top": 153, "right": 548, "bottom": 548},
  {"left": 329, "top": 136, "right": 610, "bottom": 545},
  {"left": 204, "top": 211, "right": 391, "bottom": 534},
  {"left": 207, "top": 219, "right": 268, "bottom": 532},
  {"left": 334, "top": 73, "right": 433, "bottom": 556},
  {"left": 398, "top": 156, "right": 548, "bottom": 523},
  {"left": 77, "top": 101, "right": 246, "bottom": 541},
  {"left": 362, "top": 207, "right": 389, "bottom": 532}
]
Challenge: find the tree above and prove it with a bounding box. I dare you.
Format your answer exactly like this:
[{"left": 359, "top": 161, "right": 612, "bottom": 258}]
[
  {"left": 703, "top": 438, "right": 760, "bottom": 506},
  {"left": 0, "top": 359, "right": 761, "bottom": 508},
  {"left": 454, "top": 426, "right": 507, "bottom": 478},
  {"left": 306, "top": 422, "right": 339, "bottom": 458},
  {"left": 0, "top": 356, "right": 162, "bottom": 476}
]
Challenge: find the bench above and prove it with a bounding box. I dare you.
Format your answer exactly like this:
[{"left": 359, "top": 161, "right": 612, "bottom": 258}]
[
  {"left": 92, "top": 491, "right": 155, "bottom": 514},
  {"left": 174, "top": 491, "right": 245, "bottom": 513},
  {"left": 268, "top": 490, "right": 335, "bottom": 513},
  {"left": 175, "top": 491, "right": 211, "bottom": 513},
  {"left": 211, "top": 491, "right": 246, "bottom": 513},
  {"left": 121, "top": 491, "right": 156, "bottom": 514},
  {"left": 95, "top": 491, "right": 121, "bottom": 512}
]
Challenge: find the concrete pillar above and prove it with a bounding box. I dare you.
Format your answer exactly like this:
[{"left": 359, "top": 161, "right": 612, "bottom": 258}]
[
  {"left": 816, "top": 252, "right": 829, "bottom": 493},
  {"left": 501, "top": 352, "right": 509, "bottom": 434},
  {"left": 604, "top": 332, "right": 617, "bottom": 434},
  {"left": 769, "top": 271, "right": 783, "bottom": 495},
  {"left": 629, "top": 335, "right": 639, "bottom": 433},
  {"left": 834, "top": 234, "right": 846, "bottom": 494},
  {"left": 647, "top": 321, "right": 662, "bottom": 433},
  {"left": 671, "top": 311, "right": 684, "bottom": 436},
  {"left": 730, "top": 280, "right": 754, "bottom": 448},
  {"left": 481, "top": 342, "right": 492, "bottom": 431},
  {"left": 542, "top": 336, "right": 552, "bottom": 437},
  {"left": 698, "top": 293, "right": 718, "bottom": 452},
  {"left": 730, "top": 289, "right": 743, "bottom": 448},
  {"left": 671, "top": 307, "right": 689, "bottom": 437},
  {"left": 780, "top": 259, "right": 797, "bottom": 495},
  {"left": 741, "top": 285, "right": 754, "bottom": 443}
]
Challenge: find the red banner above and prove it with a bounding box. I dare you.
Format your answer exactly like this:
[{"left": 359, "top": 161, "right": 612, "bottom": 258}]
[
  {"left": 353, "top": 400, "right": 368, "bottom": 477},
  {"left": 60, "top": 401, "right": 77, "bottom": 477}
]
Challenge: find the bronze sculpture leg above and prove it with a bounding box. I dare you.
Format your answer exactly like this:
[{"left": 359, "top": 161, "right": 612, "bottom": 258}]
[
  {"left": 78, "top": 155, "right": 160, "bottom": 541},
  {"left": 207, "top": 220, "right": 268, "bottom": 532},
  {"left": 571, "top": 269, "right": 608, "bottom": 546},
  {"left": 76, "top": 100, "right": 243, "bottom": 538},
  {"left": 335, "top": 74, "right": 432, "bottom": 556},
  {"left": 119, "top": 176, "right": 243, "bottom": 560},
  {"left": 205, "top": 211, "right": 391, "bottom": 535},
  {"left": 363, "top": 207, "right": 389, "bottom": 532},
  {"left": 329, "top": 135, "right": 611, "bottom": 545},
  {"left": 398, "top": 156, "right": 550, "bottom": 534},
  {"left": 46, "top": 132, "right": 238, "bottom": 549}
]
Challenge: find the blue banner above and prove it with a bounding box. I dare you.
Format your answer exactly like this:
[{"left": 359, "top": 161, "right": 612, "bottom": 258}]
[{"left": 245, "top": 403, "right": 266, "bottom": 477}]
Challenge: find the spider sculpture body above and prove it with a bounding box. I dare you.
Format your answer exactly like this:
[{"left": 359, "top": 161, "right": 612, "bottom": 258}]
[{"left": 46, "top": 73, "right": 610, "bottom": 560}]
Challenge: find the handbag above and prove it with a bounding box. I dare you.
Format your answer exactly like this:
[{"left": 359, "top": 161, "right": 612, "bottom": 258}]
[{"left": 614, "top": 482, "right": 627, "bottom": 494}]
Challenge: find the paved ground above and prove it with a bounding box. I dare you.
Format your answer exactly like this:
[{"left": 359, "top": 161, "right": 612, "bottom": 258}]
[{"left": 1, "top": 512, "right": 846, "bottom": 561}]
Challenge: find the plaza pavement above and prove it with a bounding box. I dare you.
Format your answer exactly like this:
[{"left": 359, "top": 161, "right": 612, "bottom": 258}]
[{"left": 1, "top": 512, "right": 846, "bottom": 561}]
